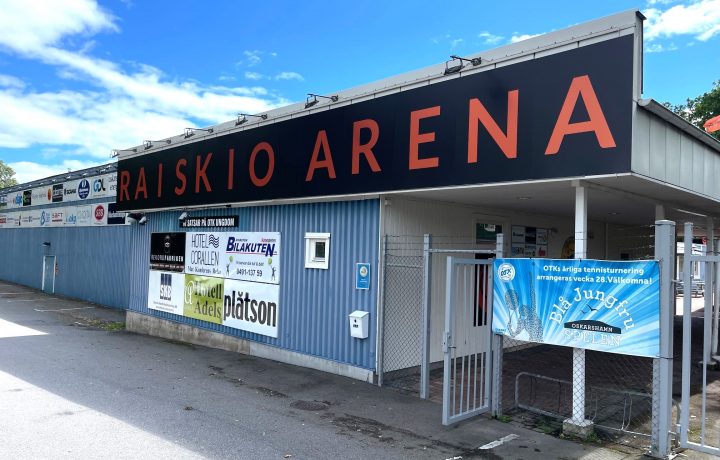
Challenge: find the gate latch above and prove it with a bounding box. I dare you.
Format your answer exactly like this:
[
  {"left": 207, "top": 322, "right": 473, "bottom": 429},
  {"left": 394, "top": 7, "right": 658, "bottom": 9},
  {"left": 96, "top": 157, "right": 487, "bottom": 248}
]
[{"left": 442, "top": 331, "right": 453, "bottom": 352}]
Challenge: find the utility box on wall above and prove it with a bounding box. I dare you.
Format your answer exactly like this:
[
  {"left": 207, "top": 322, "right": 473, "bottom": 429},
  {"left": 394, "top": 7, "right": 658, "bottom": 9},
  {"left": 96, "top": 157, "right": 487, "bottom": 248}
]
[{"left": 348, "top": 310, "right": 369, "bottom": 339}]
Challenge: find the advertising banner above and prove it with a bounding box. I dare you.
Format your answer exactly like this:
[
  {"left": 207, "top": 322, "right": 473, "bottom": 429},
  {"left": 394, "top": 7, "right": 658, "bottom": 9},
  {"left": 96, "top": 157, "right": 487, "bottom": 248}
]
[
  {"left": 222, "top": 278, "right": 279, "bottom": 337},
  {"left": 148, "top": 271, "right": 185, "bottom": 315},
  {"left": 92, "top": 203, "right": 107, "bottom": 226},
  {"left": 150, "top": 232, "right": 186, "bottom": 272},
  {"left": 183, "top": 274, "right": 224, "bottom": 324},
  {"left": 185, "top": 232, "right": 224, "bottom": 276},
  {"left": 222, "top": 232, "right": 280, "bottom": 284},
  {"left": 492, "top": 258, "right": 660, "bottom": 358}
]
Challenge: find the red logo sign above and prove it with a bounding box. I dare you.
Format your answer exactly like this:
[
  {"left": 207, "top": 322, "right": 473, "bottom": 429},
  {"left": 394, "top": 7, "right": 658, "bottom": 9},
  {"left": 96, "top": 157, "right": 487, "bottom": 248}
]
[{"left": 94, "top": 205, "right": 105, "bottom": 221}]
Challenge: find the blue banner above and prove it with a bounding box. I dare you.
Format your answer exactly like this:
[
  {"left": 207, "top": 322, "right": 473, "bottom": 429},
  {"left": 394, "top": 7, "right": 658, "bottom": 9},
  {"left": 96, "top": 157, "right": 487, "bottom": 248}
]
[{"left": 492, "top": 258, "right": 660, "bottom": 358}]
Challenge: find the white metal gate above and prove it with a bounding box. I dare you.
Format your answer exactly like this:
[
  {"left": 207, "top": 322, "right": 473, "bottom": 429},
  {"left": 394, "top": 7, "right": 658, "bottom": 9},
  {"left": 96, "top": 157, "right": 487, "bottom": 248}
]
[
  {"left": 679, "top": 222, "right": 720, "bottom": 456},
  {"left": 442, "top": 257, "right": 493, "bottom": 425}
]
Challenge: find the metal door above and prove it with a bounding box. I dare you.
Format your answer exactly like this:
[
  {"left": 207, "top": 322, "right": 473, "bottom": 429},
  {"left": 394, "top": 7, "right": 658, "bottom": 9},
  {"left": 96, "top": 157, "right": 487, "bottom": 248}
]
[
  {"left": 42, "top": 256, "right": 55, "bottom": 294},
  {"left": 442, "top": 257, "right": 493, "bottom": 425}
]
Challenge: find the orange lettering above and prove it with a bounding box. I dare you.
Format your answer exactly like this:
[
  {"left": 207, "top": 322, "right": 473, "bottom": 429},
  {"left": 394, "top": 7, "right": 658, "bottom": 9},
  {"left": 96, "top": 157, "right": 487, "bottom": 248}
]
[
  {"left": 195, "top": 153, "right": 212, "bottom": 193},
  {"left": 250, "top": 142, "right": 275, "bottom": 187},
  {"left": 305, "top": 130, "right": 337, "bottom": 181},
  {"left": 409, "top": 106, "right": 441, "bottom": 169},
  {"left": 134, "top": 167, "right": 147, "bottom": 200},
  {"left": 352, "top": 119, "right": 381, "bottom": 174},
  {"left": 119, "top": 171, "right": 130, "bottom": 202},
  {"left": 468, "top": 90, "right": 518, "bottom": 162},
  {"left": 545, "top": 75, "right": 616, "bottom": 155},
  {"left": 174, "top": 159, "right": 187, "bottom": 196}
]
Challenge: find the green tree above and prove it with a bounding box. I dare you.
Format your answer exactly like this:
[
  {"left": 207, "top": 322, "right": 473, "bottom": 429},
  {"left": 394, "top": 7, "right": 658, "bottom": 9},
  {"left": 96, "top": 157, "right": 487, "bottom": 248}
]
[
  {"left": 0, "top": 160, "right": 17, "bottom": 188},
  {"left": 664, "top": 80, "right": 720, "bottom": 141}
]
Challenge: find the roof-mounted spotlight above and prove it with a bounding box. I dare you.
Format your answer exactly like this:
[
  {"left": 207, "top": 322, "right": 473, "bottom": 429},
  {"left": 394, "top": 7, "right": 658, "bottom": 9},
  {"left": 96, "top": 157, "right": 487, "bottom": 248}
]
[
  {"left": 178, "top": 211, "right": 189, "bottom": 221},
  {"left": 235, "top": 113, "right": 268, "bottom": 126},
  {"left": 443, "top": 55, "right": 482, "bottom": 75},
  {"left": 184, "top": 127, "right": 214, "bottom": 138},
  {"left": 144, "top": 139, "right": 172, "bottom": 150},
  {"left": 111, "top": 147, "right": 137, "bottom": 158},
  {"left": 305, "top": 93, "right": 339, "bottom": 109}
]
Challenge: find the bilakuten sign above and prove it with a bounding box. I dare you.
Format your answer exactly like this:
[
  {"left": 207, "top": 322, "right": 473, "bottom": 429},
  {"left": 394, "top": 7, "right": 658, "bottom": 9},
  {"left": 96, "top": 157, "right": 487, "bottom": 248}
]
[
  {"left": 492, "top": 258, "right": 660, "bottom": 358},
  {"left": 116, "top": 36, "right": 634, "bottom": 211}
]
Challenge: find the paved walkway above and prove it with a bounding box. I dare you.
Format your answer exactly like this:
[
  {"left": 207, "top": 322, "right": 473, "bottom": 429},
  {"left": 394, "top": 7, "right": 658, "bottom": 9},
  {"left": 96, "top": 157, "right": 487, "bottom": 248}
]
[{"left": 0, "top": 281, "right": 680, "bottom": 459}]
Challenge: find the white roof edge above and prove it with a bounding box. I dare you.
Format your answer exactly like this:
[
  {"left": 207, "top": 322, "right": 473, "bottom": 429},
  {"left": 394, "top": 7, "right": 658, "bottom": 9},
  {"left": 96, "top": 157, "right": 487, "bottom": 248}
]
[
  {"left": 638, "top": 98, "right": 720, "bottom": 153},
  {"left": 118, "top": 9, "right": 643, "bottom": 160}
]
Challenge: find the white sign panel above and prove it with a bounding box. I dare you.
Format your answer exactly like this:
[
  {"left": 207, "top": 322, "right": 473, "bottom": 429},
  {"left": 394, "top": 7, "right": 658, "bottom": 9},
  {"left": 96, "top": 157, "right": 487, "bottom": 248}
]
[
  {"left": 222, "top": 278, "right": 279, "bottom": 338},
  {"left": 221, "top": 232, "right": 280, "bottom": 284},
  {"left": 148, "top": 271, "right": 185, "bottom": 315},
  {"left": 185, "top": 232, "right": 223, "bottom": 277},
  {"left": 76, "top": 205, "right": 94, "bottom": 226},
  {"left": 92, "top": 203, "right": 107, "bottom": 226}
]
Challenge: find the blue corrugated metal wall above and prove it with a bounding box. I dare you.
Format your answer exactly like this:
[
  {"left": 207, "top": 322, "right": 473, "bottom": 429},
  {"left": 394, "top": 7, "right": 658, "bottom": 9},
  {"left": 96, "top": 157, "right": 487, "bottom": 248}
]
[
  {"left": 128, "top": 199, "right": 380, "bottom": 370},
  {"left": 0, "top": 203, "right": 131, "bottom": 309}
]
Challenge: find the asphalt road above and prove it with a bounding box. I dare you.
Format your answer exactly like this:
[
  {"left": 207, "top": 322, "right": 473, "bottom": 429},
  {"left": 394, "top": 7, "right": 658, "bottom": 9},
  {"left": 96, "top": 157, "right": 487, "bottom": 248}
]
[{"left": 0, "top": 282, "right": 638, "bottom": 460}]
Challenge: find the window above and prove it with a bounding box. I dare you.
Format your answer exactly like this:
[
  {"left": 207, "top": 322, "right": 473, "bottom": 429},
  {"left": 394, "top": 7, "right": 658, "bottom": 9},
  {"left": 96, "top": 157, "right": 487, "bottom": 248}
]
[{"left": 305, "top": 232, "right": 331, "bottom": 269}]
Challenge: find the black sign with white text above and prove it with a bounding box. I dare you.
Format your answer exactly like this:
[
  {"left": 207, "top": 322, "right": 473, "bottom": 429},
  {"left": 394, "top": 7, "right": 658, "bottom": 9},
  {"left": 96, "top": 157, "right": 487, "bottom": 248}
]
[
  {"left": 150, "top": 232, "right": 186, "bottom": 272},
  {"left": 180, "top": 216, "right": 239, "bottom": 228},
  {"left": 117, "top": 36, "right": 635, "bottom": 211}
]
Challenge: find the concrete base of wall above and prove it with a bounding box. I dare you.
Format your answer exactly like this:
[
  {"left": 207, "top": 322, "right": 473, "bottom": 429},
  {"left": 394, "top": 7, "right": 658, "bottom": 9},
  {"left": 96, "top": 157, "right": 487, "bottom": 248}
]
[{"left": 126, "top": 311, "right": 375, "bottom": 383}]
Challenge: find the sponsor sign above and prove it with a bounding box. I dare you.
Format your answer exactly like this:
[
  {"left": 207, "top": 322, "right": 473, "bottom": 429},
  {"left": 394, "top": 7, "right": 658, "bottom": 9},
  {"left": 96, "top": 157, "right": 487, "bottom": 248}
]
[
  {"left": 180, "top": 215, "right": 239, "bottom": 229},
  {"left": 76, "top": 205, "right": 93, "bottom": 226},
  {"left": 52, "top": 184, "right": 64, "bottom": 203},
  {"left": 77, "top": 179, "right": 91, "bottom": 199},
  {"left": 150, "top": 232, "right": 186, "bottom": 272},
  {"left": 50, "top": 210, "right": 65, "bottom": 226},
  {"left": 117, "top": 36, "right": 634, "bottom": 211},
  {"left": 93, "top": 203, "right": 107, "bottom": 225},
  {"left": 185, "top": 232, "right": 223, "bottom": 276},
  {"left": 223, "top": 232, "right": 280, "bottom": 284},
  {"left": 492, "top": 258, "right": 660, "bottom": 358},
  {"left": 22, "top": 190, "right": 31, "bottom": 207},
  {"left": 183, "top": 274, "right": 224, "bottom": 324},
  {"left": 223, "top": 279, "right": 279, "bottom": 338},
  {"left": 0, "top": 194, "right": 6, "bottom": 208},
  {"left": 107, "top": 202, "right": 127, "bottom": 225},
  {"left": 148, "top": 271, "right": 185, "bottom": 315}
]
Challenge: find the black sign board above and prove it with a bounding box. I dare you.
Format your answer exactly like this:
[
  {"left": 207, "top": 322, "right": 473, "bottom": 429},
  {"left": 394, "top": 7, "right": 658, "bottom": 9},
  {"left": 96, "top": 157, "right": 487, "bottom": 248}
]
[
  {"left": 117, "top": 36, "right": 635, "bottom": 212},
  {"left": 150, "top": 232, "right": 186, "bottom": 272},
  {"left": 107, "top": 202, "right": 127, "bottom": 225},
  {"left": 180, "top": 215, "right": 239, "bottom": 228},
  {"left": 52, "top": 184, "right": 64, "bottom": 203},
  {"left": 22, "top": 190, "right": 31, "bottom": 207}
]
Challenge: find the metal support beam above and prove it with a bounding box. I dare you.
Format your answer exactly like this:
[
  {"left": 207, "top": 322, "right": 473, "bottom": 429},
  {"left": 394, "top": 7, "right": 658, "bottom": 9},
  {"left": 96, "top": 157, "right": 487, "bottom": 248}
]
[
  {"left": 650, "top": 220, "right": 675, "bottom": 458},
  {"left": 680, "top": 222, "right": 693, "bottom": 446},
  {"left": 420, "top": 234, "right": 432, "bottom": 399},
  {"left": 564, "top": 185, "right": 594, "bottom": 436},
  {"left": 491, "top": 233, "right": 505, "bottom": 416},
  {"left": 707, "top": 219, "right": 715, "bottom": 365}
]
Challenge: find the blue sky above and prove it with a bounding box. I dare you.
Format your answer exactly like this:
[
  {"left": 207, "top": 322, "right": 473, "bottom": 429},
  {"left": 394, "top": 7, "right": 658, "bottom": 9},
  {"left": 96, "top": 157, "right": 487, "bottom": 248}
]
[{"left": 0, "top": 0, "right": 718, "bottom": 183}]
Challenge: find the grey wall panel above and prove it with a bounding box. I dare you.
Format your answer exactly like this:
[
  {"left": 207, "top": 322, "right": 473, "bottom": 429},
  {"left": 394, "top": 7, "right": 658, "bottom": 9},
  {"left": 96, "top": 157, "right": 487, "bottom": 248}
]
[
  {"left": 632, "top": 108, "right": 650, "bottom": 175},
  {"left": 127, "top": 199, "right": 380, "bottom": 370},
  {"left": 665, "top": 125, "right": 681, "bottom": 186},
  {"left": 0, "top": 225, "right": 130, "bottom": 309},
  {"left": 649, "top": 115, "right": 666, "bottom": 179},
  {"left": 680, "top": 134, "right": 693, "bottom": 189}
]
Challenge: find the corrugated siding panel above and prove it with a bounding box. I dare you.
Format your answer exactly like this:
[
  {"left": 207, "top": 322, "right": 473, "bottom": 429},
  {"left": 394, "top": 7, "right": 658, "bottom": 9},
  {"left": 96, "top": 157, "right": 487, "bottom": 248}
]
[
  {"left": 0, "top": 220, "right": 130, "bottom": 309},
  {"left": 128, "top": 199, "right": 380, "bottom": 370}
]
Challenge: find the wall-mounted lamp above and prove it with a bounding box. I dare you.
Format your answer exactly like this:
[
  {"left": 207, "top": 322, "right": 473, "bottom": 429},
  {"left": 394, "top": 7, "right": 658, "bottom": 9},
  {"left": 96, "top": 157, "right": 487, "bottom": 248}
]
[
  {"left": 178, "top": 211, "right": 188, "bottom": 221},
  {"left": 111, "top": 148, "right": 137, "bottom": 158},
  {"left": 42, "top": 242, "right": 51, "bottom": 247},
  {"left": 138, "top": 216, "right": 148, "bottom": 225},
  {"left": 443, "top": 55, "right": 482, "bottom": 75},
  {"left": 127, "top": 212, "right": 147, "bottom": 225},
  {"left": 144, "top": 139, "right": 172, "bottom": 150},
  {"left": 235, "top": 113, "right": 268, "bottom": 126},
  {"left": 305, "top": 93, "right": 339, "bottom": 109},
  {"left": 184, "top": 127, "right": 214, "bottom": 139}
]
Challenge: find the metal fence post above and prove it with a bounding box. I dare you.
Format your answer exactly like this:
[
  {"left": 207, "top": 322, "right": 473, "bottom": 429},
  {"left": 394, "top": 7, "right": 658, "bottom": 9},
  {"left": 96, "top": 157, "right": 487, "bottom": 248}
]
[
  {"left": 420, "top": 234, "right": 432, "bottom": 399},
  {"left": 680, "top": 222, "right": 693, "bottom": 446},
  {"left": 492, "top": 233, "right": 504, "bottom": 416},
  {"left": 376, "top": 234, "right": 388, "bottom": 387},
  {"left": 651, "top": 219, "right": 675, "bottom": 458}
]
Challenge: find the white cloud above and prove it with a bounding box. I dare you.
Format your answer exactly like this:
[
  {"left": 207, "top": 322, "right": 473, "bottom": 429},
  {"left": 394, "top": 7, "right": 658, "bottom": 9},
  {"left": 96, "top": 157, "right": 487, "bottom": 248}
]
[
  {"left": 0, "top": 74, "right": 25, "bottom": 89},
  {"left": 0, "top": 0, "right": 117, "bottom": 53},
  {"left": 510, "top": 33, "right": 542, "bottom": 44},
  {"left": 244, "top": 71, "right": 264, "bottom": 80},
  {"left": 275, "top": 71, "right": 304, "bottom": 81},
  {"left": 0, "top": 0, "right": 290, "bottom": 163},
  {"left": 243, "top": 50, "right": 262, "bottom": 67},
  {"left": 478, "top": 31, "right": 503, "bottom": 45},
  {"left": 450, "top": 38, "right": 464, "bottom": 48},
  {"left": 645, "top": 0, "right": 720, "bottom": 42},
  {"left": 645, "top": 42, "right": 679, "bottom": 52},
  {"left": 9, "top": 159, "right": 106, "bottom": 183}
]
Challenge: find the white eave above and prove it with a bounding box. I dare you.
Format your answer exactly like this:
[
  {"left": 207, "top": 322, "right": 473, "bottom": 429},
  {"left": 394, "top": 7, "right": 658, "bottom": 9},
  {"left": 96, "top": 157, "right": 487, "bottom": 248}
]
[{"left": 638, "top": 98, "right": 720, "bottom": 153}]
